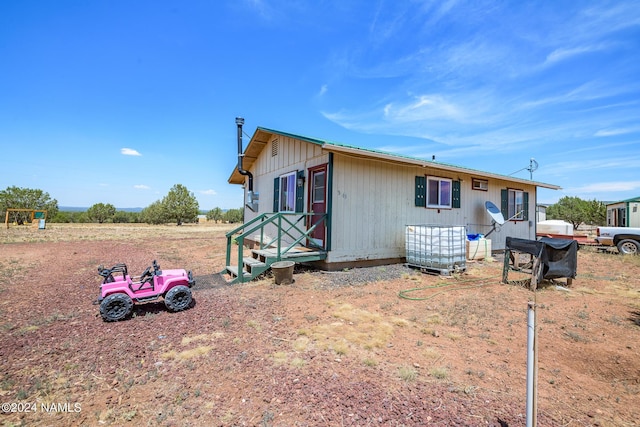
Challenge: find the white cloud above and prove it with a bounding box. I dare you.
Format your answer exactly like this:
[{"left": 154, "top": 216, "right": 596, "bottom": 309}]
[
  {"left": 199, "top": 189, "right": 217, "bottom": 196},
  {"left": 594, "top": 128, "right": 636, "bottom": 137},
  {"left": 384, "top": 94, "right": 463, "bottom": 123},
  {"left": 544, "top": 43, "right": 610, "bottom": 65},
  {"left": 121, "top": 148, "right": 142, "bottom": 156},
  {"left": 547, "top": 156, "right": 640, "bottom": 173},
  {"left": 566, "top": 181, "right": 640, "bottom": 194},
  {"left": 134, "top": 184, "right": 150, "bottom": 190}
]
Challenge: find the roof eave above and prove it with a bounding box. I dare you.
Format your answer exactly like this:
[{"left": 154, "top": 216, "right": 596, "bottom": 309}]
[
  {"left": 322, "top": 143, "right": 561, "bottom": 190},
  {"left": 227, "top": 127, "right": 562, "bottom": 191}
]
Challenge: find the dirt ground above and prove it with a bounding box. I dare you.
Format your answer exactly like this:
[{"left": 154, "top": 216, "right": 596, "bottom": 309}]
[{"left": 1, "top": 223, "right": 639, "bottom": 427}]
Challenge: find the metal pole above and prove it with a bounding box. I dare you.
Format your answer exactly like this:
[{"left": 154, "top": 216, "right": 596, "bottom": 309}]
[{"left": 526, "top": 301, "right": 537, "bottom": 427}]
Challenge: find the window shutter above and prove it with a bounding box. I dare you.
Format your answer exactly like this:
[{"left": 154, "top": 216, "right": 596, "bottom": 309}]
[
  {"left": 273, "top": 177, "right": 280, "bottom": 212},
  {"left": 295, "top": 171, "right": 304, "bottom": 213},
  {"left": 501, "top": 189, "right": 508, "bottom": 218},
  {"left": 452, "top": 180, "right": 461, "bottom": 208},
  {"left": 415, "top": 176, "right": 426, "bottom": 207},
  {"left": 523, "top": 192, "right": 529, "bottom": 220}
]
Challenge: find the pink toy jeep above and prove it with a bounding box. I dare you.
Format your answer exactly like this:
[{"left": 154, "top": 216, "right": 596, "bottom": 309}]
[{"left": 96, "top": 260, "right": 195, "bottom": 321}]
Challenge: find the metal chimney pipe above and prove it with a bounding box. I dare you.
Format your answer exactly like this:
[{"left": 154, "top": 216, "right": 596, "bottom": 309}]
[{"left": 235, "top": 117, "right": 253, "bottom": 191}]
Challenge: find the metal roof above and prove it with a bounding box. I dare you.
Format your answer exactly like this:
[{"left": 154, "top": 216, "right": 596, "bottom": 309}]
[
  {"left": 605, "top": 196, "right": 640, "bottom": 205},
  {"left": 228, "top": 127, "right": 561, "bottom": 190}
]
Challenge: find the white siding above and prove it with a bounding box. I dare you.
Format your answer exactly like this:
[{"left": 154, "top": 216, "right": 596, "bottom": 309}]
[
  {"left": 327, "top": 154, "right": 537, "bottom": 262},
  {"left": 630, "top": 202, "right": 640, "bottom": 227},
  {"left": 239, "top": 135, "right": 539, "bottom": 264},
  {"left": 242, "top": 136, "right": 328, "bottom": 243}
]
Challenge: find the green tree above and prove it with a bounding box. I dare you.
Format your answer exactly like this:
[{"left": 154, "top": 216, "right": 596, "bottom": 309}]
[
  {"left": 546, "top": 196, "right": 606, "bottom": 229},
  {"left": 51, "top": 211, "right": 72, "bottom": 223},
  {"left": 113, "top": 210, "right": 140, "bottom": 223},
  {"left": 206, "top": 207, "right": 223, "bottom": 222},
  {"left": 162, "top": 184, "right": 199, "bottom": 225},
  {"left": 87, "top": 203, "right": 116, "bottom": 223},
  {"left": 0, "top": 186, "right": 58, "bottom": 223},
  {"left": 223, "top": 208, "right": 243, "bottom": 223},
  {"left": 141, "top": 201, "right": 168, "bottom": 225},
  {"left": 583, "top": 199, "right": 606, "bottom": 226}
]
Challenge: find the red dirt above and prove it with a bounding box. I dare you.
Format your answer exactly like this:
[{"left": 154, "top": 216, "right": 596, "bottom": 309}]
[{"left": 0, "top": 223, "right": 639, "bottom": 426}]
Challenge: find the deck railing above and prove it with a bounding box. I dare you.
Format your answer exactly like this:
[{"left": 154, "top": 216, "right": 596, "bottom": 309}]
[{"left": 224, "top": 212, "right": 328, "bottom": 270}]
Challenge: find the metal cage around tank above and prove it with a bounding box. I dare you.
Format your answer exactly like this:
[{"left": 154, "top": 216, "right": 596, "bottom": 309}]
[{"left": 405, "top": 224, "right": 467, "bottom": 275}]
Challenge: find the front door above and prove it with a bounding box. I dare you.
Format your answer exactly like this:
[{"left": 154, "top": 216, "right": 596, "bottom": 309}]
[{"left": 307, "top": 164, "right": 327, "bottom": 248}]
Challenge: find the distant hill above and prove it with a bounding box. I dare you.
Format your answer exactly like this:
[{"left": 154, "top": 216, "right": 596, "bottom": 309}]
[{"left": 59, "top": 206, "right": 143, "bottom": 212}]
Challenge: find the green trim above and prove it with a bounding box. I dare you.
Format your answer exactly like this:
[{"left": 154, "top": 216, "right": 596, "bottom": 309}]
[
  {"left": 255, "top": 127, "right": 558, "bottom": 188},
  {"left": 295, "top": 170, "right": 304, "bottom": 213},
  {"left": 257, "top": 126, "right": 327, "bottom": 147},
  {"left": 452, "top": 180, "right": 461, "bottom": 209},
  {"left": 501, "top": 188, "right": 529, "bottom": 220},
  {"left": 221, "top": 212, "right": 328, "bottom": 283},
  {"left": 273, "top": 177, "right": 280, "bottom": 212},
  {"left": 231, "top": 127, "right": 559, "bottom": 190},
  {"left": 326, "top": 153, "right": 333, "bottom": 252},
  {"left": 501, "top": 189, "right": 508, "bottom": 218},
  {"left": 415, "top": 176, "right": 426, "bottom": 207}
]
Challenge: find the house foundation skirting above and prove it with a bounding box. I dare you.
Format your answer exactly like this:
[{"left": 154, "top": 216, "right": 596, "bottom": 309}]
[{"left": 304, "top": 257, "right": 406, "bottom": 272}]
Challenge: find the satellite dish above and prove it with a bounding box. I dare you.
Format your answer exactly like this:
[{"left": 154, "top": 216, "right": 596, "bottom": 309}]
[{"left": 485, "top": 201, "right": 505, "bottom": 225}]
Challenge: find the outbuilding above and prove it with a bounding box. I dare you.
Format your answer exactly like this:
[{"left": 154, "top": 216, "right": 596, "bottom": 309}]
[{"left": 605, "top": 196, "right": 640, "bottom": 227}]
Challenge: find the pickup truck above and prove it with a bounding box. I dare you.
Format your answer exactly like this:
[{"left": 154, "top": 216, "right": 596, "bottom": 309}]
[{"left": 595, "top": 226, "right": 640, "bottom": 254}]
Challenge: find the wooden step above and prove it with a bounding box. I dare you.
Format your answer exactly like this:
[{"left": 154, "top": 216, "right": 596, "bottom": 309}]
[
  {"left": 243, "top": 257, "right": 266, "bottom": 274},
  {"left": 251, "top": 247, "right": 327, "bottom": 263},
  {"left": 225, "top": 265, "right": 251, "bottom": 280}
]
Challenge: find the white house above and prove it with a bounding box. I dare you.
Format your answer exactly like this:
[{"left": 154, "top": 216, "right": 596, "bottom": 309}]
[{"left": 224, "top": 125, "right": 560, "bottom": 280}]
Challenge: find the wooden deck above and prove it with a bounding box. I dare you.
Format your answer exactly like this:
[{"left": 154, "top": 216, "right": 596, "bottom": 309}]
[
  {"left": 223, "top": 245, "right": 326, "bottom": 284},
  {"left": 251, "top": 246, "right": 326, "bottom": 262}
]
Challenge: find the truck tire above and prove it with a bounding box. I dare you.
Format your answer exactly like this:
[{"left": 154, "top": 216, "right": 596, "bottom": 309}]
[
  {"left": 617, "top": 239, "right": 640, "bottom": 255},
  {"left": 100, "top": 293, "right": 133, "bottom": 322},
  {"left": 164, "top": 285, "right": 192, "bottom": 312}
]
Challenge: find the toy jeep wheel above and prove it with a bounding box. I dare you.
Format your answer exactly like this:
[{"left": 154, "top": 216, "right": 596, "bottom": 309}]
[
  {"left": 100, "top": 293, "right": 133, "bottom": 322},
  {"left": 164, "top": 285, "right": 192, "bottom": 312}
]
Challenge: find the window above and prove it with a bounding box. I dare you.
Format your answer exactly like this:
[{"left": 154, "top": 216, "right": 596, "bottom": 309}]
[
  {"left": 501, "top": 188, "right": 528, "bottom": 221},
  {"left": 508, "top": 189, "right": 524, "bottom": 220},
  {"left": 427, "top": 177, "right": 452, "bottom": 208},
  {"left": 273, "top": 171, "right": 304, "bottom": 213},
  {"left": 472, "top": 178, "right": 488, "bottom": 191},
  {"left": 278, "top": 172, "right": 296, "bottom": 212},
  {"left": 415, "top": 176, "right": 460, "bottom": 208},
  {"left": 312, "top": 171, "right": 325, "bottom": 203}
]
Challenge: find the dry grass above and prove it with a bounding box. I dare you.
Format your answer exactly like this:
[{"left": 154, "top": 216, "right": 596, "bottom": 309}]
[
  {"left": 2, "top": 223, "right": 640, "bottom": 426},
  {"left": 162, "top": 346, "right": 213, "bottom": 361},
  {"left": 1, "top": 222, "right": 233, "bottom": 244},
  {"left": 310, "top": 303, "right": 395, "bottom": 351}
]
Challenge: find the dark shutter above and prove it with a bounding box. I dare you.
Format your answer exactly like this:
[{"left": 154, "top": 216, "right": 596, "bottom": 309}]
[
  {"left": 295, "top": 171, "right": 304, "bottom": 213},
  {"left": 415, "top": 176, "right": 426, "bottom": 207},
  {"left": 273, "top": 177, "right": 280, "bottom": 212},
  {"left": 501, "top": 189, "right": 508, "bottom": 218},
  {"left": 523, "top": 192, "right": 529, "bottom": 220},
  {"left": 452, "top": 181, "right": 461, "bottom": 209}
]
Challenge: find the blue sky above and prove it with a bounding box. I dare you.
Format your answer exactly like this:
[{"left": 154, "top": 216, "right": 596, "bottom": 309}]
[{"left": 1, "top": 0, "right": 639, "bottom": 210}]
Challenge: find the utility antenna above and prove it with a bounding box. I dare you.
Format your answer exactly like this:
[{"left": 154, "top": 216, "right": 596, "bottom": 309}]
[
  {"left": 509, "top": 158, "right": 539, "bottom": 180},
  {"left": 527, "top": 158, "right": 538, "bottom": 181}
]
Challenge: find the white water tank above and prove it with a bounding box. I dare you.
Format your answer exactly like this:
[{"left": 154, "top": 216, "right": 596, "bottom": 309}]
[
  {"left": 405, "top": 225, "right": 466, "bottom": 274},
  {"left": 537, "top": 220, "right": 573, "bottom": 236}
]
